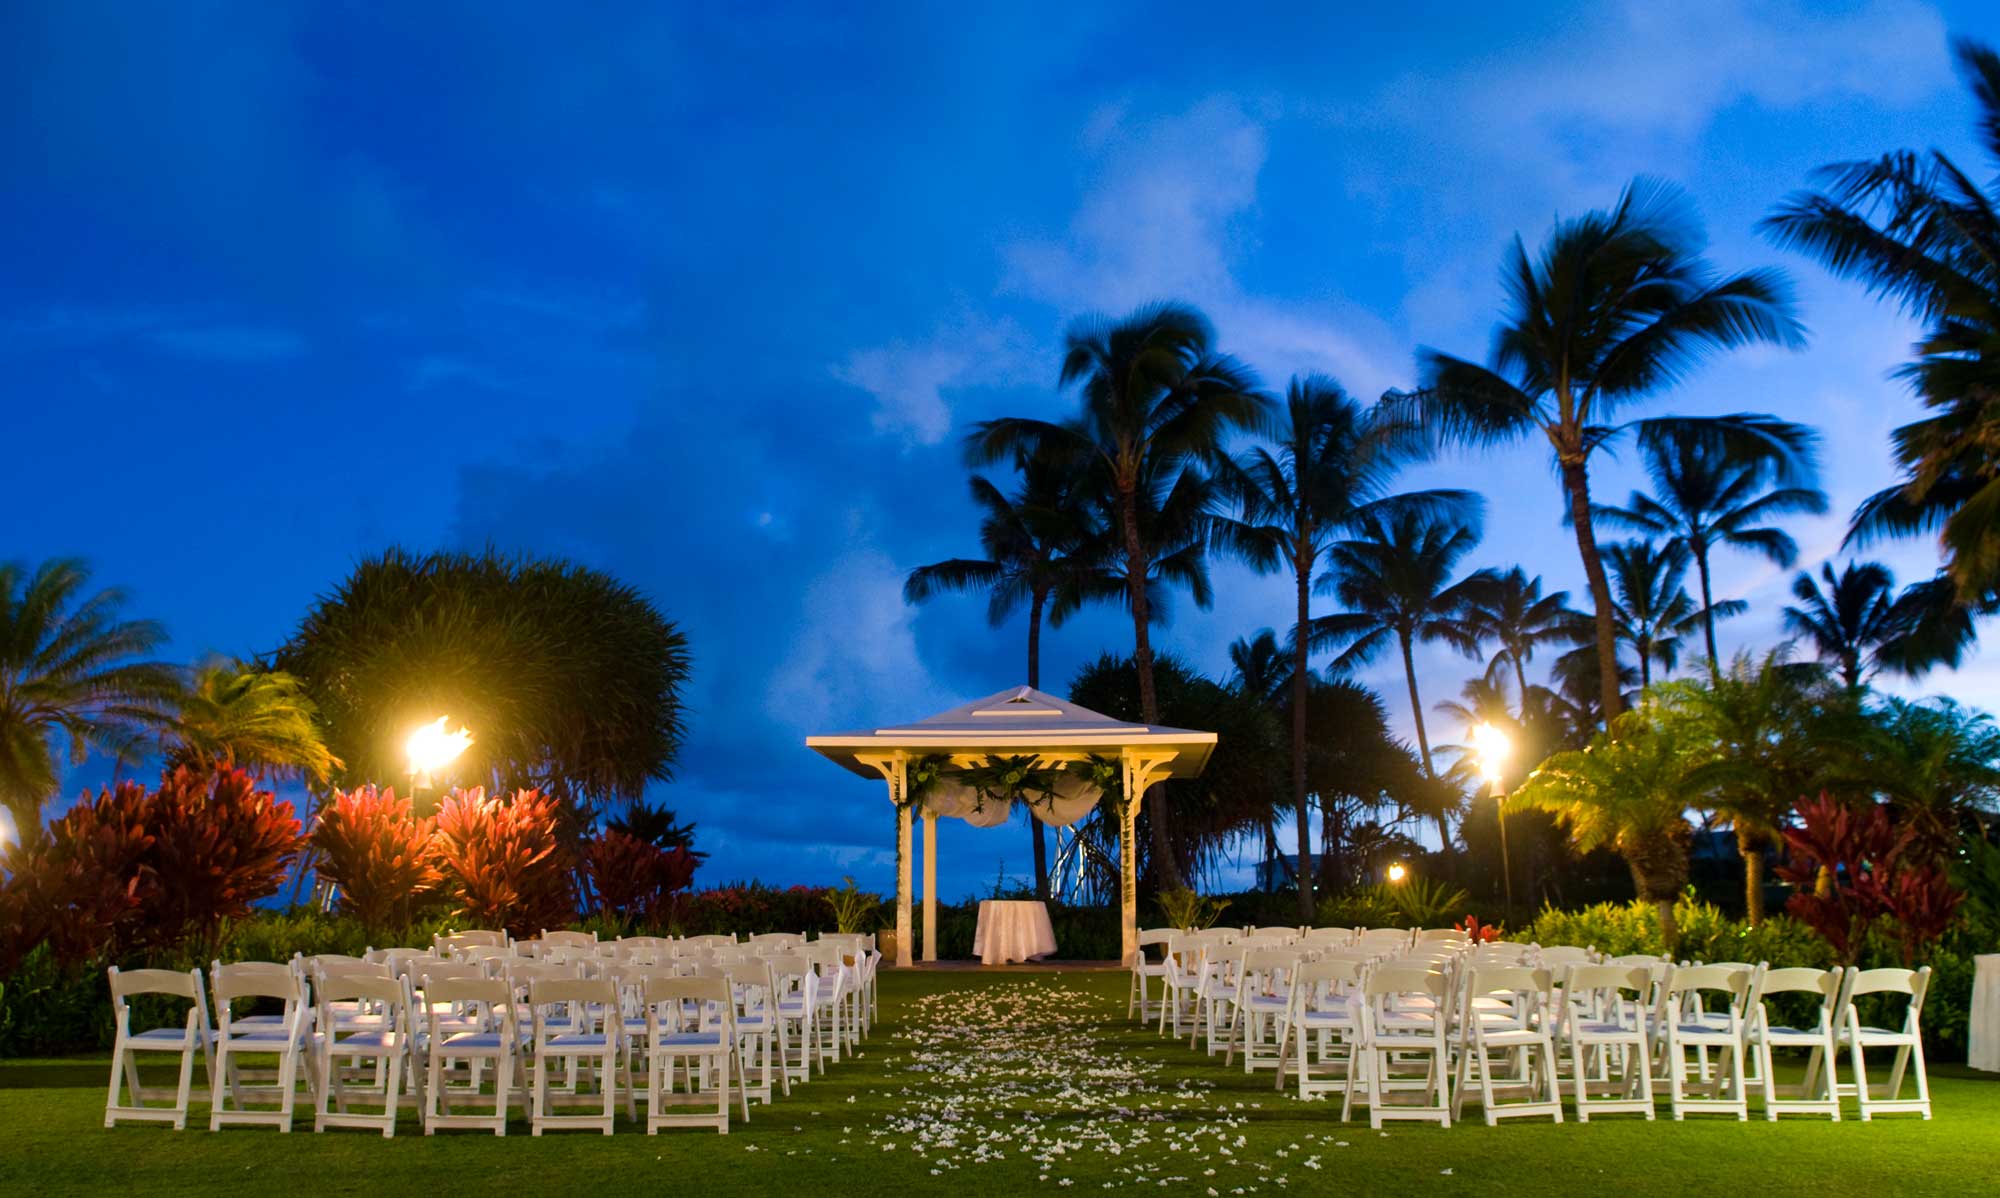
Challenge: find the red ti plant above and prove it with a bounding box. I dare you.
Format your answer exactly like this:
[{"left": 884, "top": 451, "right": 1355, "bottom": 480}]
[
  {"left": 311, "top": 785, "right": 442, "bottom": 932},
  {"left": 1778, "top": 793, "right": 1962, "bottom": 966},
  {"left": 1456, "top": 914, "right": 1502, "bottom": 943},
  {"left": 581, "top": 831, "right": 699, "bottom": 927},
  {"left": 0, "top": 782, "right": 157, "bottom": 972},
  {"left": 433, "top": 787, "right": 575, "bottom": 938},
  {"left": 143, "top": 767, "right": 302, "bottom": 956}
]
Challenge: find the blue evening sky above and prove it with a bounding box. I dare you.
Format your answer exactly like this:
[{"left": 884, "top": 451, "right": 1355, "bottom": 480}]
[{"left": 5, "top": 2, "right": 1998, "bottom": 897}]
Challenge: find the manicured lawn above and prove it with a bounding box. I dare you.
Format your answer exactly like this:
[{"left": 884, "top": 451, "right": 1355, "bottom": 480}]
[{"left": 2, "top": 967, "right": 1994, "bottom": 1196}]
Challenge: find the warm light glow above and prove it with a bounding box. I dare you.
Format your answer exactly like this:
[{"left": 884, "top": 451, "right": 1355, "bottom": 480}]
[
  {"left": 1471, "top": 722, "right": 1512, "bottom": 784},
  {"left": 1386, "top": 862, "right": 1408, "bottom": 884},
  {"left": 406, "top": 717, "right": 473, "bottom": 778}
]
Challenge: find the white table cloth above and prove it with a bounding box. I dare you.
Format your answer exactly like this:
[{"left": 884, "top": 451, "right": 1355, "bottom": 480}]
[
  {"left": 972, "top": 899, "right": 1057, "bottom": 965},
  {"left": 1971, "top": 954, "right": 2000, "bottom": 1072}
]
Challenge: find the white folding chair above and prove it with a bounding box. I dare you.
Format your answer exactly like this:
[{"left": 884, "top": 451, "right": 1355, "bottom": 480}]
[
  {"left": 104, "top": 967, "right": 213, "bottom": 1129},
  {"left": 1129, "top": 929, "right": 1175, "bottom": 1022},
  {"left": 209, "top": 963, "right": 316, "bottom": 1131},
  {"left": 1226, "top": 947, "right": 1299, "bottom": 1072},
  {"left": 420, "top": 975, "right": 524, "bottom": 1135},
  {"left": 1274, "top": 956, "right": 1362, "bottom": 1099},
  {"left": 1837, "top": 965, "right": 1932, "bottom": 1120},
  {"left": 1557, "top": 964, "right": 1656, "bottom": 1122},
  {"left": 1748, "top": 966, "right": 1842, "bottom": 1121},
  {"left": 528, "top": 977, "right": 631, "bottom": 1135},
  {"left": 1452, "top": 965, "right": 1563, "bottom": 1125},
  {"left": 1344, "top": 964, "right": 1452, "bottom": 1128},
  {"left": 643, "top": 975, "right": 746, "bottom": 1133},
  {"left": 1191, "top": 942, "right": 1244, "bottom": 1056},
  {"left": 313, "top": 973, "right": 418, "bottom": 1136},
  {"left": 1662, "top": 964, "right": 1750, "bottom": 1121},
  {"left": 765, "top": 952, "right": 817, "bottom": 1086}
]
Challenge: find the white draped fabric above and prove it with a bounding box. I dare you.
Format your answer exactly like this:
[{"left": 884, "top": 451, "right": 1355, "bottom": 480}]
[
  {"left": 972, "top": 899, "right": 1057, "bottom": 965},
  {"left": 919, "top": 777, "right": 1106, "bottom": 829},
  {"left": 1972, "top": 954, "right": 2000, "bottom": 1072}
]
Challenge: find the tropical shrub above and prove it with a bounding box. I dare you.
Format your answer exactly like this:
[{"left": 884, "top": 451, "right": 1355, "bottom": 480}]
[
  {"left": 823, "top": 876, "right": 884, "bottom": 934},
  {"left": 580, "top": 829, "right": 697, "bottom": 925},
  {"left": 432, "top": 787, "right": 574, "bottom": 938},
  {"left": 1779, "top": 795, "right": 1962, "bottom": 965},
  {"left": 1156, "top": 887, "right": 1231, "bottom": 931},
  {"left": 310, "top": 785, "right": 442, "bottom": 931},
  {"left": 142, "top": 767, "right": 302, "bottom": 956},
  {"left": 0, "top": 767, "right": 299, "bottom": 971}
]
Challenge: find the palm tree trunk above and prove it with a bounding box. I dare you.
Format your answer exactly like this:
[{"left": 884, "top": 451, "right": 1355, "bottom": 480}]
[
  {"left": 1560, "top": 457, "right": 1623, "bottom": 725},
  {"left": 1694, "top": 544, "right": 1721, "bottom": 678},
  {"left": 1121, "top": 486, "right": 1184, "bottom": 889},
  {"left": 1398, "top": 630, "right": 1450, "bottom": 849},
  {"left": 1738, "top": 825, "right": 1764, "bottom": 925},
  {"left": 1512, "top": 653, "right": 1531, "bottom": 712},
  {"left": 1292, "top": 552, "right": 1314, "bottom": 921},
  {"left": 1027, "top": 588, "right": 1050, "bottom": 901}
]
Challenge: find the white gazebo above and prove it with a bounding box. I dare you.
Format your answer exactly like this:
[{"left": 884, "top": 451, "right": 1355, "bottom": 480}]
[{"left": 806, "top": 685, "right": 1216, "bottom": 967}]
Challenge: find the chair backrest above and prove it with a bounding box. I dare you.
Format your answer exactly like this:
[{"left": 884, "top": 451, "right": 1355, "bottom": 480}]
[
  {"left": 1240, "top": 947, "right": 1299, "bottom": 981},
  {"left": 316, "top": 959, "right": 393, "bottom": 984},
  {"left": 1667, "top": 963, "right": 1750, "bottom": 999},
  {"left": 539, "top": 929, "right": 598, "bottom": 948},
  {"left": 1294, "top": 956, "right": 1365, "bottom": 989},
  {"left": 416, "top": 959, "right": 483, "bottom": 987},
  {"left": 1417, "top": 928, "right": 1468, "bottom": 943},
  {"left": 1564, "top": 964, "right": 1651, "bottom": 997},
  {"left": 425, "top": 975, "right": 511, "bottom": 1008},
  {"left": 1365, "top": 963, "right": 1446, "bottom": 999},
  {"left": 684, "top": 933, "right": 738, "bottom": 949},
  {"left": 1758, "top": 966, "right": 1840, "bottom": 999},
  {"left": 1846, "top": 965, "right": 1932, "bottom": 1031},
  {"left": 530, "top": 976, "right": 616, "bottom": 1011},
  {"left": 316, "top": 972, "right": 406, "bottom": 1009},
  {"left": 109, "top": 966, "right": 201, "bottom": 1001},
  {"left": 1537, "top": 946, "right": 1595, "bottom": 968},
  {"left": 306, "top": 953, "right": 369, "bottom": 971},
  {"left": 1466, "top": 964, "right": 1552, "bottom": 998},
  {"left": 644, "top": 973, "right": 733, "bottom": 1015},
  {"left": 212, "top": 961, "right": 304, "bottom": 1006},
  {"left": 1303, "top": 926, "right": 1356, "bottom": 945},
  {"left": 748, "top": 932, "right": 804, "bottom": 946}
]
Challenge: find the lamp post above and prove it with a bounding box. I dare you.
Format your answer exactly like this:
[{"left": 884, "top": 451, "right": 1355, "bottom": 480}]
[
  {"left": 407, "top": 716, "right": 473, "bottom": 811},
  {"left": 1471, "top": 723, "right": 1513, "bottom": 925}
]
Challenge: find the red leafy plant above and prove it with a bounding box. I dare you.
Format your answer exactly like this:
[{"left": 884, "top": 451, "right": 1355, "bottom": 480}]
[
  {"left": 432, "top": 787, "right": 575, "bottom": 938},
  {"left": 1456, "top": 914, "right": 1502, "bottom": 943},
  {"left": 0, "top": 767, "right": 300, "bottom": 971},
  {"left": 310, "top": 785, "right": 442, "bottom": 931},
  {"left": 1778, "top": 794, "right": 1962, "bottom": 966},
  {"left": 581, "top": 830, "right": 698, "bottom": 926}
]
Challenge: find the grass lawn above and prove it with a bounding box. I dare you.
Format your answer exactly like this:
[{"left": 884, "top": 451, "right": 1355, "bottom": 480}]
[{"left": 2, "top": 967, "right": 1994, "bottom": 1196}]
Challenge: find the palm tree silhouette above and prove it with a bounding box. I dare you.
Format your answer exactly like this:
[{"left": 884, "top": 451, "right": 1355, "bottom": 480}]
[
  {"left": 970, "top": 301, "right": 1268, "bottom": 887},
  {"left": 1308, "top": 506, "right": 1487, "bottom": 847},
  {"left": 1781, "top": 561, "right": 1901, "bottom": 690},
  {"left": 1595, "top": 418, "right": 1824, "bottom": 673},
  {"left": 905, "top": 447, "right": 1115, "bottom": 896},
  {"left": 1398, "top": 178, "right": 1803, "bottom": 723}
]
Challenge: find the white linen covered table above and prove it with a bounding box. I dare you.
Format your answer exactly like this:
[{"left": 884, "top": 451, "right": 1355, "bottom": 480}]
[
  {"left": 972, "top": 899, "right": 1056, "bottom": 965},
  {"left": 1971, "top": 954, "right": 2000, "bottom": 1072}
]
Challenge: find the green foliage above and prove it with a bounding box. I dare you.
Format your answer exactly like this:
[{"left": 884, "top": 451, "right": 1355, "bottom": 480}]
[
  {"left": 1380, "top": 877, "right": 1473, "bottom": 926},
  {"left": 0, "top": 557, "right": 180, "bottom": 834},
  {"left": 824, "top": 876, "right": 885, "bottom": 935},
  {"left": 1523, "top": 894, "right": 1835, "bottom": 967},
  {"left": 1155, "top": 887, "right": 1230, "bottom": 931},
  {"left": 165, "top": 657, "right": 339, "bottom": 786},
  {"left": 274, "top": 548, "right": 689, "bottom": 814}
]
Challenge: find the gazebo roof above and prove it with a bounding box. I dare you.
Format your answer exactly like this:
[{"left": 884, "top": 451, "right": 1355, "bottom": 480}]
[{"left": 806, "top": 685, "right": 1217, "bottom": 779}]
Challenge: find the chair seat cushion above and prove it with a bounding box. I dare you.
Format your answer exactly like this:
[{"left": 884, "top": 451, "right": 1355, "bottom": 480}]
[
  {"left": 438, "top": 1032, "right": 515, "bottom": 1052},
  {"left": 129, "top": 1027, "right": 200, "bottom": 1045},
  {"left": 546, "top": 1033, "right": 613, "bottom": 1050},
  {"left": 653, "top": 1031, "right": 726, "bottom": 1049}
]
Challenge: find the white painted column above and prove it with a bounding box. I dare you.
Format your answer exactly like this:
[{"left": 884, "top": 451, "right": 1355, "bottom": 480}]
[
  {"left": 922, "top": 811, "right": 938, "bottom": 963},
  {"left": 1120, "top": 750, "right": 1139, "bottom": 967},
  {"left": 895, "top": 765, "right": 913, "bottom": 969}
]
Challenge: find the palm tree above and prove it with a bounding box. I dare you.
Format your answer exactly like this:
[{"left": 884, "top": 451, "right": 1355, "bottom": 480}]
[
  {"left": 970, "top": 302, "right": 1268, "bottom": 887},
  {"left": 1858, "top": 696, "right": 2000, "bottom": 856},
  {"left": 1458, "top": 567, "right": 1585, "bottom": 703},
  {"left": 0, "top": 558, "right": 179, "bottom": 838},
  {"left": 164, "top": 657, "right": 339, "bottom": 786},
  {"left": 1602, "top": 540, "right": 1741, "bottom": 690},
  {"left": 1595, "top": 418, "right": 1825, "bottom": 672},
  {"left": 905, "top": 447, "right": 1113, "bottom": 897},
  {"left": 1782, "top": 561, "right": 1901, "bottom": 689},
  {"left": 1655, "top": 651, "right": 1844, "bottom": 923},
  {"left": 1211, "top": 375, "right": 1469, "bottom": 917},
  {"left": 1227, "top": 629, "right": 1293, "bottom": 706},
  {"left": 1308, "top": 506, "right": 1487, "bottom": 847},
  {"left": 1762, "top": 39, "right": 2000, "bottom": 629},
  {"left": 1399, "top": 178, "right": 1804, "bottom": 723},
  {"left": 1512, "top": 706, "right": 1704, "bottom": 949}
]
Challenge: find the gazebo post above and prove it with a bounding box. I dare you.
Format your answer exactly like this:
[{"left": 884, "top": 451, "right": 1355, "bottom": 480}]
[
  {"left": 884, "top": 753, "right": 912, "bottom": 969},
  {"left": 922, "top": 810, "right": 938, "bottom": 962},
  {"left": 1120, "top": 749, "right": 1139, "bottom": 968}
]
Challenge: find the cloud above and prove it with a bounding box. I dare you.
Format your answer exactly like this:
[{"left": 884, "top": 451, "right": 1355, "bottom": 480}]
[
  {"left": 830, "top": 313, "right": 1038, "bottom": 447},
  {"left": 765, "top": 544, "right": 950, "bottom": 729},
  {"left": 1000, "top": 95, "right": 1406, "bottom": 399}
]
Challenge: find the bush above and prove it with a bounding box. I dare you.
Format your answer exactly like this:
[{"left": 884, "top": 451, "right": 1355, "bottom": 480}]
[
  {"left": 432, "top": 787, "right": 575, "bottom": 938},
  {"left": 0, "top": 767, "right": 300, "bottom": 972},
  {"left": 310, "top": 785, "right": 442, "bottom": 930},
  {"left": 580, "top": 830, "right": 697, "bottom": 926}
]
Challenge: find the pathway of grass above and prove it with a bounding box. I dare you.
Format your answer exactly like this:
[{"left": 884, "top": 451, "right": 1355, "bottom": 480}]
[{"left": 1, "top": 968, "right": 1994, "bottom": 1196}]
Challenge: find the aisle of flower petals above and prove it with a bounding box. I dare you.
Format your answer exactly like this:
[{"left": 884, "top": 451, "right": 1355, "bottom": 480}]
[{"left": 856, "top": 977, "right": 1360, "bottom": 1191}]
